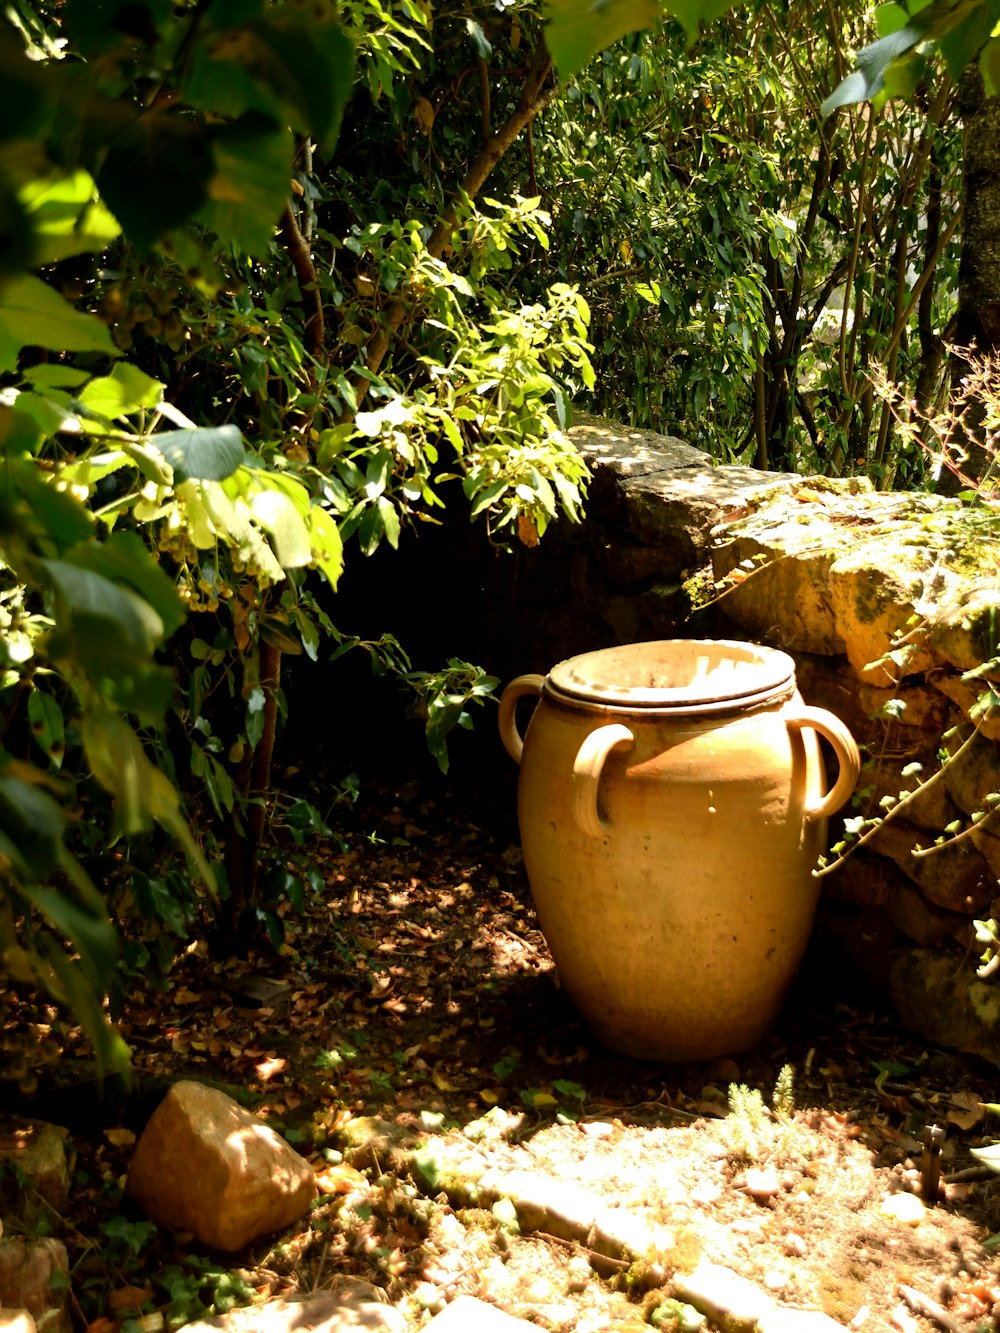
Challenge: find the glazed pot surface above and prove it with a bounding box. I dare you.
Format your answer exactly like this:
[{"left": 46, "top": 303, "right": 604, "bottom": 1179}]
[{"left": 499, "top": 640, "right": 860, "bottom": 1062}]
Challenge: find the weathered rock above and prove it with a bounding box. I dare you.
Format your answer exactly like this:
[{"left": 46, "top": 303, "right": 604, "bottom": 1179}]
[
  {"left": 126, "top": 1080, "right": 316, "bottom": 1252},
  {"left": 757, "top": 1309, "right": 849, "bottom": 1333},
  {"left": 870, "top": 820, "right": 994, "bottom": 914},
  {"left": 942, "top": 727, "right": 1000, "bottom": 818},
  {"left": 856, "top": 756, "right": 958, "bottom": 832},
  {"left": 825, "top": 550, "right": 932, "bottom": 685},
  {"left": 888, "top": 947, "right": 1000, "bottom": 1065},
  {"left": 885, "top": 880, "right": 972, "bottom": 948},
  {"left": 712, "top": 522, "right": 842, "bottom": 656},
  {"left": 674, "top": 1260, "right": 777, "bottom": 1331},
  {"left": 625, "top": 466, "right": 791, "bottom": 565},
  {"left": 178, "top": 1285, "right": 404, "bottom": 1333},
  {"left": 476, "top": 1167, "right": 672, "bottom": 1264},
  {"left": 0, "top": 1238, "right": 70, "bottom": 1333},
  {"left": 423, "top": 1296, "right": 536, "bottom": 1331},
  {"left": 925, "top": 582, "right": 1000, "bottom": 671},
  {"left": 932, "top": 672, "right": 1000, "bottom": 740},
  {"left": 856, "top": 681, "right": 952, "bottom": 752},
  {"left": 0, "top": 1121, "right": 70, "bottom": 1210}
]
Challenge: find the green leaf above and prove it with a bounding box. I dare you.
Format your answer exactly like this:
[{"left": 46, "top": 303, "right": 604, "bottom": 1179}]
[
  {"left": 197, "top": 115, "right": 293, "bottom": 256},
  {"left": 971, "top": 1142, "right": 1000, "bottom": 1173},
  {"left": 44, "top": 557, "right": 165, "bottom": 658},
  {"left": 155, "top": 425, "right": 246, "bottom": 482},
  {"left": 0, "top": 456, "right": 94, "bottom": 550},
  {"left": 18, "top": 169, "right": 121, "bottom": 265},
  {"left": 28, "top": 690, "right": 66, "bottom": 768},
  {"left": 26, "top": 884, "right": 118, "bottom": 990},
  {"left": 246, "top": 685, "right": 266, "bottom": 749},
  {"left": 305, "top": 505, "right": 343, "bottom": 588},
  {"left": 821, "top": 27, "right": 923, "bottom": 116},
  {"left": 938, "top": 2, "right": 995, "bottom": 77},
  {"left": 96, "top": 114, "right": 215, "bottom": 253},
  {"left": 376, "top": 495, "right": 400, "bottom": 550},
  {"left": 544, "top": 0, "right": 661, "bottom": 80},
  {"left": 63, "top": 0, "right": 173, "bottom": 57},
  {"left": 249, "top": 484, "right": 312, "bottom": 566},
  {"left": 63, "top": 531, "right": 186, "bottom": 639},
  {"left": 982, "top": 33, "right": 1000, "bottom": 93},
  {"left": 0, "top": 274, "right": 116, "bottom": 372},
  {"left": 664, "top": 0, "right": 738, "bottom": 43},
  {"left": 465, "top": 18, "right": 492, "bottom": 59},
  {"left": 23, "top": 365, "right": 91, "bottom": 390},
  {"left": 0, "top": 774, "right": 64, "bottom": 880},
  {"left": 78, "top": 362, "right": 165, "bottom": 420},
  {"left": 183, "top": 6, "right": 355, "bottom": 157}
]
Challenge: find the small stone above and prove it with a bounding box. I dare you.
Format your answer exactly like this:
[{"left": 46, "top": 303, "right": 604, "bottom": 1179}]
[
  {"left": 0, "top": 1311, "right": 36, "bottom": 1333},
  {"left": 565, "top": 1256, "right": 591, "bottom": 1294},
  {"left": 763, "top": 1270, "right": 789, "bottom": 1292},
  {"left": 879, "top": 1192, "right": 925, "bottom": 1226},
  {"left": 783, "top": 1232, "right": 808, "bottom": 1257},
  {"left": 413, "top": 1281, "right": 446, "bottom": 1315},
  {"left": 675, "top": 1261, "right": 777, "bottom": 1330},
  {"left": 758, "top": 1309, "right": 859, "bottom": 1333},
  {"left": 580, "top": 1121, "right": 614, "bottom": 1140},
  {"left": 744, "top": 1167, "right": 781, "bottom": 1201},
  {"left": 424, "top": 1296, "right": 537, "bottom": 1330},
  {"left": 889, "top": 1306, "right": 919, "bottom": 1333},
  {"left": 705, "top": 1058, "right": 741, "bottom": 1084},
  {"left": 178, "top": 1287, "right": 405, "bottom": 1333}
]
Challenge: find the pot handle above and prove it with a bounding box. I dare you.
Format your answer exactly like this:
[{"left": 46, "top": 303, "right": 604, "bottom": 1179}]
[
  {"left": 786, "top": 706, "right": 861, "bottom": 822},
  {"left": 572, "top": 723, "right": 635, "bottom": 838},
  {"left": 498, "top": 674, "right": 545, "bottom": 764}
]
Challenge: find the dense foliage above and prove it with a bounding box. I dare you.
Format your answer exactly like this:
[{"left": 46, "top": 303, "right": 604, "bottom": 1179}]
[{"left": 0, "top": 0, "right": 997, "bottom": 1076}]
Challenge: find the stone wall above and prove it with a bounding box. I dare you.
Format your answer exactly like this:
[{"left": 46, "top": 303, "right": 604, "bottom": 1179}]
[{"left": 501, "top": 415, "right": 1000, "bottom": 1065}]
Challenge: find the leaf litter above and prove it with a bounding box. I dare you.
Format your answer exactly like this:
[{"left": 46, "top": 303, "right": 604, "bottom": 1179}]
[{"left": 4, "top": 771, "right": 1000, "bottom": 1332}]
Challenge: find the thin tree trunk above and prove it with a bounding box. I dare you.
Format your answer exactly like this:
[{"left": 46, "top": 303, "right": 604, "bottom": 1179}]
[{"left": 939, "top": 67, "right": 1000, "bottom": 492}]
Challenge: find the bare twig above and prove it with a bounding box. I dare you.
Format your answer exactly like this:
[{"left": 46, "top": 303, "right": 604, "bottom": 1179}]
[{"left": 897, "top": 1283, "right": 962, "bottom": 1333}]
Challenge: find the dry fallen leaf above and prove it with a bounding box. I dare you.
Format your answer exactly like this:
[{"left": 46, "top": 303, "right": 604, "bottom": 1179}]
[
  {"left": 315, "top": 1162, "right": 369, "bottom": 1195},
  {"left": 946, "top": 1089, "right": 984, "bottom": 1130},
  {"left": 255, "top": 1056, "right": 287, "bottom": 1081},
  {"left": 108, "top": 1286, "right": 153, "bottom": 1312},
  {"left": 103, "top": 1127, "right": 136, "bottom": 1148}
]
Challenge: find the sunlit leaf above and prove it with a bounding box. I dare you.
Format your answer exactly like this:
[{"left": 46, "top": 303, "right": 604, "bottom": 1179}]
[
  {"left": 78, "top": 362, "right": 164, "bottom": 420},
  {"left": 0, "top": 274, "right": 115, "bottom": 372},
  {"left": 544, "top": 0, "right": 661, "bottom": 80},
  {"left": 155, "top": 425, "right": 246, "bottom": 482}
]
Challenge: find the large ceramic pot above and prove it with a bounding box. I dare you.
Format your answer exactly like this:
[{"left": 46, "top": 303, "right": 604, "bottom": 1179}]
[{"left": 498, "top": 640, "right": 860, "bottom": 1062}]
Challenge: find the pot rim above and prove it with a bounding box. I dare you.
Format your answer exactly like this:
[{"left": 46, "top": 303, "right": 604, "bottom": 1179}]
[{"left": 545, "top": 639, "right": 798, "bottom": 713}]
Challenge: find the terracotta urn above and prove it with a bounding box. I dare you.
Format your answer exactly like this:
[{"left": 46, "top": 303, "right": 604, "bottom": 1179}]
[{"left": 498, "top": 640, "right": 860, "bottom": 1061}]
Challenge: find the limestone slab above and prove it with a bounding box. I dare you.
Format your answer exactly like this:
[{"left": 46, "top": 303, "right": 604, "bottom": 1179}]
[{"left": 179, "top": 1286, "right": 403, "bottom": 1333}]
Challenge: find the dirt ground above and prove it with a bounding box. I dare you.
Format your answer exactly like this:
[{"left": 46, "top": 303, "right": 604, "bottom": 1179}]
[{"left": 7, "top": 758, "right": 1000, "bottom": 1333}]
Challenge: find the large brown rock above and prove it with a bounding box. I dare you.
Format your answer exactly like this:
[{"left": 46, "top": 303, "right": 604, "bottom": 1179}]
[{"left": 126, "top": 1080, "right": 316, "bottom": 1252}]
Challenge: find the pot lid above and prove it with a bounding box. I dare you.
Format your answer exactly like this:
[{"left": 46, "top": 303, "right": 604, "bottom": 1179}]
[{"left": 547, "top": 640, "right": 796, "bottom": 709}]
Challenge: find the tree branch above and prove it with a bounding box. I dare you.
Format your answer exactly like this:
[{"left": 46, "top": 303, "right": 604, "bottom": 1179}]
[
  {"left": 280, "top": 201, "right": 324, "bottom": 359},
  {"left": 346, "top": 45, "right": 557, "bottom": 415}
]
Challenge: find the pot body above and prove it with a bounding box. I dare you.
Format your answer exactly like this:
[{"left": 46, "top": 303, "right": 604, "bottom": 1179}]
[{"left": 499, "top": 641, "right": 859, "bottom": 1062}]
